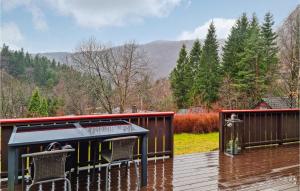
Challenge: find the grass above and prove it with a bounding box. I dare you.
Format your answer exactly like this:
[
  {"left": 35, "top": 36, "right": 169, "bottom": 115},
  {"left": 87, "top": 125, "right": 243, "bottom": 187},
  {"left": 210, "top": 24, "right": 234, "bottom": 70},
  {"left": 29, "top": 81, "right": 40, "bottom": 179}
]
[{"left": 174, "top": 132, "right": 219, "bottom": 155}]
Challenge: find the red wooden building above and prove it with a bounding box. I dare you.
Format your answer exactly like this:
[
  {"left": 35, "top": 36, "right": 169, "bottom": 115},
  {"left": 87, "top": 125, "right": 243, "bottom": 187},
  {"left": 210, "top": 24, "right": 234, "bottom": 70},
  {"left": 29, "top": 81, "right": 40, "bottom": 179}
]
[{"left": 254, "top": 97, "right": 297, "bottom": 109}]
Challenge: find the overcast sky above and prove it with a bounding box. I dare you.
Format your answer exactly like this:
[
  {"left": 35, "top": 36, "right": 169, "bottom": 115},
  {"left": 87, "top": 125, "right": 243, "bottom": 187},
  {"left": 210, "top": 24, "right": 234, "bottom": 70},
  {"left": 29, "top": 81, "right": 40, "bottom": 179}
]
[{"left": 1, "top": 0, "right": 299, "bottom": 53}]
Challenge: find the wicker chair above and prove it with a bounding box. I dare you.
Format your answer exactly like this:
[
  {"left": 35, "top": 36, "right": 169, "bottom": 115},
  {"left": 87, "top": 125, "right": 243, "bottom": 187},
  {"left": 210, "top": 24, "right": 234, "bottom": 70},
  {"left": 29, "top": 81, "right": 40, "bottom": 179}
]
[
  {"left": 102, "top": 136, "right": 139, "bottom": 191},
  {"left": 21, "top": 149, "right": 74, "bottom": 191}
]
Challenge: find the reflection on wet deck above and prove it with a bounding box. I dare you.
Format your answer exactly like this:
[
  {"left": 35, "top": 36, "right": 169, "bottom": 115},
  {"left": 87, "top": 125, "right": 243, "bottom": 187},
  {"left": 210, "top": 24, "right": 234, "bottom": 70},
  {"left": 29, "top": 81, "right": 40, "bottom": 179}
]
[{"left": 1, "top": 144, "right": 299, "bottom": 191}]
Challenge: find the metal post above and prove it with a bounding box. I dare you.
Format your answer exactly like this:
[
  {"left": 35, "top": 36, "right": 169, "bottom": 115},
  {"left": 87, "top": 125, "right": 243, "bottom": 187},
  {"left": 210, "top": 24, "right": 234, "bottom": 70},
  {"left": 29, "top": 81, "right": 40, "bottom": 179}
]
[
  {"left": 141, "top": 134, "right": 148, "bottom": 186},
  {"left": 8, "top": 146, "right": 18, "bottom": 191},
  {"left": 21, "top": 157, "right": 24, "bottom": 191}
]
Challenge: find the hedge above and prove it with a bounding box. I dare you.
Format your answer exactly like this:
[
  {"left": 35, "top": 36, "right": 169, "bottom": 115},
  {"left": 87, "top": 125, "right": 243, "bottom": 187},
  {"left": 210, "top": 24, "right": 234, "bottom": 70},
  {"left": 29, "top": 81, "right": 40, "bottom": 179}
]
[{"left": 174, "top": 113, "right": 219, "bottom": 133}]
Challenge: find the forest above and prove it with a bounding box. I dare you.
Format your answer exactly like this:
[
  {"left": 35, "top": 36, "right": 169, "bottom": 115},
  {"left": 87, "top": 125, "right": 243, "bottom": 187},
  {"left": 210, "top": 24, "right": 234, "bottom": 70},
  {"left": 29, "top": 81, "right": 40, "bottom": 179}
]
[
  {"left": 0, "top": 41, "right": 173, "bottom": 118},
  {"left": 170, "top": 10, "right": 300, "bottom": 110}
]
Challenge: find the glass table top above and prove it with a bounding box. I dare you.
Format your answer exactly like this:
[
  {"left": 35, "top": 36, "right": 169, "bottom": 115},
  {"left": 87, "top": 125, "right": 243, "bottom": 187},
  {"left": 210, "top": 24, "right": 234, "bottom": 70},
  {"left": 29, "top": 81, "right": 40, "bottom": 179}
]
[{"left": 8, "top": 120, "right": 148, "bottom": 147}]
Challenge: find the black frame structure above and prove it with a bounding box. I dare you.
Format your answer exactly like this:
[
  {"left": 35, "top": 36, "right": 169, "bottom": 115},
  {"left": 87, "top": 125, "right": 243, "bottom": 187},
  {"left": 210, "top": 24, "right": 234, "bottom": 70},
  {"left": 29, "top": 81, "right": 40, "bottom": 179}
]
[{"left": 8, "top": 120, "right": 149, "bottom": 191}]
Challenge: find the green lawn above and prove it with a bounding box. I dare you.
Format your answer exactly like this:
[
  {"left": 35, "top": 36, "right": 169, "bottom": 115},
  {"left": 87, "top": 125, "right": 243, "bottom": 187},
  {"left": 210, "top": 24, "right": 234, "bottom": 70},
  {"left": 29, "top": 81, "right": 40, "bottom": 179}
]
[{"left": 174, "top": 132, "right": 219, "bottom": 155}]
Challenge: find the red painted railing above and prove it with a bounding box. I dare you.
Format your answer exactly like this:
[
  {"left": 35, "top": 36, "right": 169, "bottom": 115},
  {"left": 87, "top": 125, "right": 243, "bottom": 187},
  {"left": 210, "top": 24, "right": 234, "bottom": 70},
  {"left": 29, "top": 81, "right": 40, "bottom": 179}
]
[
  {"left": 220, "top": 108, "right": 300, "bottom": 113},
  {"left": 0, "top": 112, "right": 174, "bottom": 177},
  {"left": 0, "top": 112, "right": 174, "bottom": 124},
  {"left": 219, "top": 109, "right": 300, "bottom": 152}
]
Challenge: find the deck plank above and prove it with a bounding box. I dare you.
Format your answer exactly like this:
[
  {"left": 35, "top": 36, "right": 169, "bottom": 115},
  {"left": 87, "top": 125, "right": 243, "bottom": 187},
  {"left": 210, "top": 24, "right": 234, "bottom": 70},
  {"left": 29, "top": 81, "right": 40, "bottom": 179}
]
[{"left": 1, "top": 143, "right": 299, "bottom": 191}]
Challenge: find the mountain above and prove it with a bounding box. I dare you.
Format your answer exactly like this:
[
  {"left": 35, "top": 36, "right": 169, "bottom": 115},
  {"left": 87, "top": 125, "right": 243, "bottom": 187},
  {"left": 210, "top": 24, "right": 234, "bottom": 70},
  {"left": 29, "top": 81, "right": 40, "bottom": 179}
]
[
  {"left": 38, "top": 51, "right": 70, "bottom": 63},
  {"left": 38, "top": 39, "right": 225, "bottom": 79}
]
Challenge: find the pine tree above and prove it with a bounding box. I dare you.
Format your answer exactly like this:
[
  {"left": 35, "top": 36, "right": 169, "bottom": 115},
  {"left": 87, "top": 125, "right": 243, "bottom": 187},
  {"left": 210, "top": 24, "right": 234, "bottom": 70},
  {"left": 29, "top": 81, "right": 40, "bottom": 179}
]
[
  {"left": 261, "top": 12, "right": 278, "bottom": 86},
  {"left": 28, "top": 88, "right": 42, "bottom": 117},
  {"left": 1, "top": 45, "right": 59, "bottom": 88},
  {"left": 220, "top": 13, "right": 250, "bottom": 108},
  {"left": 47, "top": 98, "right": 60, "bottom": 116},
  {"left": 51, "top": 59, "right": 56, "bottom": 68},
  {"left": 189, "top": 39, "right": 202, "bottom": 76},
  {"left": 39, "top": 98, "right": 49, "bottom": 117},
  {"left": 185, "top": 39, "right": 202, "bottom": 104},
  {"left": 222, "top": 13, "right": 249, "bottom": 79},
  {"left": 170, "top": 44, "right": 190, "bottom": 108},
  {"left": 236, "top": 14, "right": 265, "bottom": 107},
  {"left": 193, "top": 22, "right": 220, "bottom": 109},
  {"left": 28, "top": 88, "right": 49, "bottom": 117}
]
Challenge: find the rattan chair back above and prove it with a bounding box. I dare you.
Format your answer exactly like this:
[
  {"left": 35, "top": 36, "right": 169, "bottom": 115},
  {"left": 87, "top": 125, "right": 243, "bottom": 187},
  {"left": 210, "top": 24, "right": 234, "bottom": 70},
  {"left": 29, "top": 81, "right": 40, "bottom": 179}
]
[{"left": 104, "top": 136, "right": 138, "bottom": 161}]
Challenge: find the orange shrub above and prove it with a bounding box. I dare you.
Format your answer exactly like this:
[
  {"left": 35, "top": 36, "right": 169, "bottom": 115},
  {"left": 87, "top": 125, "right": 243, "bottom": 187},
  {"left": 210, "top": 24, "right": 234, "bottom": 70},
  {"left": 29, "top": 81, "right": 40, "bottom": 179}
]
[{"left": 173, "top": 113, "right": 219, "bottom": 133}]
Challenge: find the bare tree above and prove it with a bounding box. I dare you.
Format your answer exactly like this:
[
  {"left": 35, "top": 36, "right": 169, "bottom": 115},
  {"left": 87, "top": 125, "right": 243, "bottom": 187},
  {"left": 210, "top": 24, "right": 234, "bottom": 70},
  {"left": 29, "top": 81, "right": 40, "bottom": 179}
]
[
  {"left": 218, "top": 74, "right": 239, "bottom": 109},
  {"left": 52, "top": 67, "right": 91, "bottom": 115},
  {"left": 149, "top": 78, "right": 175, "bottom": 111},
  {"left": 0, "top": 70, "right": 33, "bottom": 118},
  {"left": 278, "top": 6, "right": 300, "bottom": 107},
  {"left": 132, "top": 74, "right": 152, "bottom": 111},
  {"left": 72, "top": 37, "right": 149, "bottom": 113}
]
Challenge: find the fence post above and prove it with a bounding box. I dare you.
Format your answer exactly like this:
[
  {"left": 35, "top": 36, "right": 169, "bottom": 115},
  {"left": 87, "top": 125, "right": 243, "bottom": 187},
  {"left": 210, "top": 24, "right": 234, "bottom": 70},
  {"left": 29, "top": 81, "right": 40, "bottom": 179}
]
[
  {"left": 241, "top": 112, "right": 245, "bottom": 149},
  {"left": 170, "top": 115, "right": 174, "bottom": 158},
  {"left": 278, "top": 112, "right": 284, "bottom": 145},
  {"left": 219, "top": 112, "right": 225, "bottom": 152}
]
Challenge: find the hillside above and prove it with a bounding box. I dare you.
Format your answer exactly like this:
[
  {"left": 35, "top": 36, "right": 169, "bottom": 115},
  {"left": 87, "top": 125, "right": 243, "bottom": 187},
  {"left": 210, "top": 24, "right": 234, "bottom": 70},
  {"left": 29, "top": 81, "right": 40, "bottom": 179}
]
[{"left": 38, "top": 39, "right": 225, "bottom": 79}]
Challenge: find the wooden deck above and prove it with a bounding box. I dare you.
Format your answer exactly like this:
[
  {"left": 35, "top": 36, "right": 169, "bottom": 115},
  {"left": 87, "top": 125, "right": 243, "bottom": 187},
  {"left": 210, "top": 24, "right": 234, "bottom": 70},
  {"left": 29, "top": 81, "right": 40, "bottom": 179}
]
[{"left": 1, "top": 144, "right": 299, "bottom": 191}]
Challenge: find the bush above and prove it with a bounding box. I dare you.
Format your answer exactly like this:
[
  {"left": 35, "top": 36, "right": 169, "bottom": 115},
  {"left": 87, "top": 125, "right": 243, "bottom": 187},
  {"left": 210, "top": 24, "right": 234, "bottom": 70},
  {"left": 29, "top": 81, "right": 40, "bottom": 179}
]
[{"left": 174, "top": 113, "right": 219, "bottom": 133}]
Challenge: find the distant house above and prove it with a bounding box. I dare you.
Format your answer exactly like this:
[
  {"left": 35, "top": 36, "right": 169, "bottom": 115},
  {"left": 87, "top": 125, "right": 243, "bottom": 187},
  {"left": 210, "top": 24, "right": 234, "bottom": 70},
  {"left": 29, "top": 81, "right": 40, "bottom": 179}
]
[{"left": 254, "top": 97, "right": 297, "bottom": 109}]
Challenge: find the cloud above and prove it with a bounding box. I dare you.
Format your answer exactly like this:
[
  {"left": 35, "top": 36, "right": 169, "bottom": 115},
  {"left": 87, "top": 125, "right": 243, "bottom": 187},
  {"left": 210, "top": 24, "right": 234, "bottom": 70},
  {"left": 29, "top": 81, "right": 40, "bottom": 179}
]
[
  {"left": 185, "top": 0, "right": 192, "bottom": 9},
  {"left": 28, "top": 4, "right": 48, "bottom": 31},
  {"left": 177, "top": 18, "right": 236, "bottom": 40},
  {"left": 46, "top": 0, "right": 184, "bottom": 28},
  {"left": 1, "top": 0, "right": 30, "bottom": 11},
  {"left": 3, "top": 0, "right": 184, "bottom": 30},
  {"left": 0, "top": 22, "right": 24, "bottom": 49},
  {"left": 2, "top": 0, "right": 48, "bottom": 31}
]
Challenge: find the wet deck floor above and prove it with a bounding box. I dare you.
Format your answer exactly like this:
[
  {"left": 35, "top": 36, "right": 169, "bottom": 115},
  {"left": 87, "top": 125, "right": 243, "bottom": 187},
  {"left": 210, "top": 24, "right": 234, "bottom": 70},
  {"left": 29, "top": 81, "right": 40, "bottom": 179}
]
[{"left": 1, "top": 143, "right": 299, "bottom": 191}]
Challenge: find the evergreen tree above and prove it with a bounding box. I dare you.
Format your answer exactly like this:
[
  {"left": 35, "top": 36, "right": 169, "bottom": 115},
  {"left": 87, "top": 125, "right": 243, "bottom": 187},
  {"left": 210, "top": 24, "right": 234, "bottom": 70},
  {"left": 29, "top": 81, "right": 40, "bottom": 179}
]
[
  {"left": 51, "top": 59, "right": 56, "bottom": 68},
  {"left": 184, "top": 39, "right": 202, "bottom": 105},
  {"left": 220, "top": 14, "right": 250, "bottom": 108},
  {"left": 39, "top": 98, "right": 49, "bottom": 116},
  {"left": 28, "top": 88, "right": 42, "bottom": 117},
  {"left": 235, "top": 14, "right": 265, "bottom": 107},
  {"left": 47, "top": 98, "right": 60, "bottom": 116},
  {"left": 261, "top": 12, "right": 278, "bottom": 85},
  {"left": 187, "top": 39, "right": 202, "bottom": 104},
  {"left": 222, "top": 13, "right": 249, "bottom": 78},
  {"left": 0, "top": 44, "right": 11, "bottom": 72},
  {"left": 189, "top": 39, "right": 202, "bottom": 76},
  {"left": 193, "top": 22, "right": 220, "bottom": 109},
  {"left": 24, "top": 52, "right": 31, "bottom": 67},
  {"left": 170, "top": 44, "right": 190, "bottom": 108},
  {"left": 0, "top": 45, "right": 60, "bottom": 88},
  {"left": 28, "top": 88, "right": 49, "bottom": 117}
]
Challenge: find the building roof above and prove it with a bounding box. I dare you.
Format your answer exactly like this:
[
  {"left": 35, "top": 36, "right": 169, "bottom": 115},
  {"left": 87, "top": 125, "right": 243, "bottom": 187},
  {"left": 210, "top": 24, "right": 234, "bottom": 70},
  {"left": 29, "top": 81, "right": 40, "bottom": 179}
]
[{"left": 261, "top": 97, "right": 297, "bottom": 109}]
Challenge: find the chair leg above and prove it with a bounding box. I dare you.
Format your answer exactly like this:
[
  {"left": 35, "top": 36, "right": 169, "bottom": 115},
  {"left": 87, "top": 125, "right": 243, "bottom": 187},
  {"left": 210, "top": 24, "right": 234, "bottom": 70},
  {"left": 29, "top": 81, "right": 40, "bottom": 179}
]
[
  {"left": 92, "top": 145, "right": 97, "bottom": 182},
  {"left": 134, "top": 160, "right": 140, "bottom": 189},
  {"left": 21, "top": 158, "right": 24, "bottom": 191},
  {"left": 125, "top": 161, "right": 129, "bottom": 174},
  {"left": 27, "top": 183, "right": 34, "bottom": 191},
  {"left": 65, "top": 178, "right": 72, "bottom": 191},
  {"left": 68, "top": 171, "right": 72, "bottom": 186},
  {"left": 105, "top": 164, "right": 110, "bottom": 191}
]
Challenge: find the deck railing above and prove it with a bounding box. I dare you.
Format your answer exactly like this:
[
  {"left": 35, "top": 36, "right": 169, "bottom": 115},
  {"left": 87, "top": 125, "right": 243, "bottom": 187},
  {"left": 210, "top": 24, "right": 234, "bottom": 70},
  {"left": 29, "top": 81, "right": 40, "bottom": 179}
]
[
  {"left": 0, "top": 112, "right": 174, "bottom": 177},
  {"left": 219, "top": 109, "right": 300, "bottom": 152}
]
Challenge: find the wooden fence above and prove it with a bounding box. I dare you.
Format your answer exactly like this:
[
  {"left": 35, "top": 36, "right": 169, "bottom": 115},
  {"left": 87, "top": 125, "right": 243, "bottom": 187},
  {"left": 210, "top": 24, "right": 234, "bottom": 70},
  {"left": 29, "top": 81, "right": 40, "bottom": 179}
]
[
  {"left": 219, "top": 109, "right": 300, "bottom": 152},
  {"left": 0, "top": 112, "right": 174, "bottom": 177}
]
